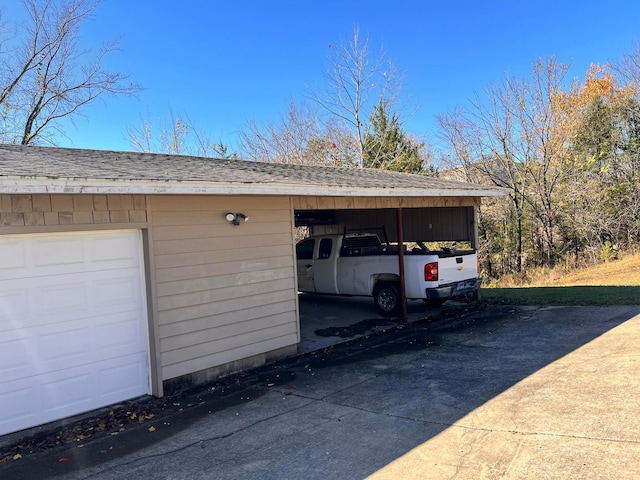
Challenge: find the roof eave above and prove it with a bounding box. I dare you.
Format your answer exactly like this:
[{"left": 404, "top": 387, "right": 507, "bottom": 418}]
[{"left": 0, "top": 177, "right": 508, "bottom": 198}]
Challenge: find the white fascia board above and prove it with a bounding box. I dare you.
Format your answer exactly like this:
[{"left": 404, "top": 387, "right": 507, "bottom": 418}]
[{"left": 0, "top": 177, "right": 508, "bottom": 198}]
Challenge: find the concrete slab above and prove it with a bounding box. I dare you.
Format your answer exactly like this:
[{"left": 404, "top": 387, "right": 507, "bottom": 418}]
[
  {"left": 371, "top": 427, "right": 640, "bottom": 479},
  {"left": 298, "top": 292, "right": 437, "bottom": 353},
  {"left": 2, "top": 304, "right": 640, "bottom": 479},
  {"left": 370, "top": 305, "right": 640, "bottom": 479}
]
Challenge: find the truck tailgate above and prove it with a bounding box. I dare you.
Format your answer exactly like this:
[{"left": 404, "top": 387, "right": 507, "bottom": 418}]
[{"left": 437, "top": 251, "right": 478, "bottom": 284}]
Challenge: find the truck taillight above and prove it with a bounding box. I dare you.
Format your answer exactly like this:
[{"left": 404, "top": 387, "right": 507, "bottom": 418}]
[{"left": 425, "top": 262, "right": 438, "bottom": 282}]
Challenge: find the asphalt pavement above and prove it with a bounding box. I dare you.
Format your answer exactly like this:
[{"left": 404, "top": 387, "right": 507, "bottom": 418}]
[{"left": 2, "top": 303, "right": 640, "bottom": 479}]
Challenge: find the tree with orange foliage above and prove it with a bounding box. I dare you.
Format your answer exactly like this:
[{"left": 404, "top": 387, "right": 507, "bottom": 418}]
[
  {"left": 556, "top": 64, "right": 640, "bottom": 261},
  {"left": 439, "top": 57, "right": 640, "bottom": 276}
]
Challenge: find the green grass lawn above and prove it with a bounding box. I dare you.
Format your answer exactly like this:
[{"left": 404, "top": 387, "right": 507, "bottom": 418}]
[
  {"left": 481, "top": 253, "right": 640, "bottom": 305},
  {"left": 481, "top": 286, "right": 640, "bottom": 306}
]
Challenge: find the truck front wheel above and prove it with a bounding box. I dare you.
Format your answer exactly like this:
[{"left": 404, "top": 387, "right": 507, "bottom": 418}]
[{"left": 373, "top": 282, "right": 401, "bottom": 317}]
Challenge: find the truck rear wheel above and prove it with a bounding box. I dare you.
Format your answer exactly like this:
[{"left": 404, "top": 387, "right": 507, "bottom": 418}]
[{"left": 373, "top": 282, "right": 401, "bottom": 317}]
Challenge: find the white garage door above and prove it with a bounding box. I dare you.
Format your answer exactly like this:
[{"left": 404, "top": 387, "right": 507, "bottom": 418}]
[{"left": 0, "top": 230, "right": 150, "bottom": 436}]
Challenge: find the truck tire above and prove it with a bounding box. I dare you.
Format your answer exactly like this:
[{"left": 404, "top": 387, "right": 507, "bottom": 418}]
[{"left": 373, "top": 282, "right": 401, "bottom": 317}]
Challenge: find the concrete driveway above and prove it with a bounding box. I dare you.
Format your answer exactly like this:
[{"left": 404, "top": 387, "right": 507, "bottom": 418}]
[{"left": 2, "top": 303, "right": 640, "bottom": 479}]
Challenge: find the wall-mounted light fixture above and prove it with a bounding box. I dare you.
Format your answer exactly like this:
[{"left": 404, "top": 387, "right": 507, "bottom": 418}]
[{"left": 225, "top": 212, "right": 249, "bottom": 225}]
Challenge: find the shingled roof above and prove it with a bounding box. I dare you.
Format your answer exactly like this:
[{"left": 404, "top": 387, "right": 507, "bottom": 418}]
[{"left": 0, "top": 144, "right": 504, "bottom": 197}]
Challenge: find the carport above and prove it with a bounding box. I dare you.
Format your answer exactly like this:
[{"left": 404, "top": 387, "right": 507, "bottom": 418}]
[{"left": 292, "top": 195, "right": 485, "bottom": 351}]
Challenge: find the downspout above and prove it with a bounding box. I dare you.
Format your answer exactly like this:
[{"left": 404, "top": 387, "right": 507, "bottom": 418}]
[{"left": 396, "top": 207, "right": 408, "bottom": 323}]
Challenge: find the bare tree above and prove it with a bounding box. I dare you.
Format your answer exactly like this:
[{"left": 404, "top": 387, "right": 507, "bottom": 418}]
[
  {"left": 0, "top": 0, "right": 141, "bottom": 145},
  {"left": 239, "top": 28, "right": 407, "bottom": 168},
  {"left": 310, "top": 26, "right": 402, "bottom": 167},
  {"left": 438, "top": 58, "right": 573, "bottom": 270},
  {"left": 515, "top": 58, "right": 573, "bottom": 267},
  {"left": 239, "top": 100, "right": 356, "bottom": 165},
  {"left": 612, "top": 43, "right": 640, "bottom": 88},
  {"left": 127, "top": 108, "right": 235, "bottom": 158},
  {"left": 240, "top": 100, "right": 321, "bottom": 164},
  {"left": 438, "top": 90, "right": 529, "bottom": 273}
]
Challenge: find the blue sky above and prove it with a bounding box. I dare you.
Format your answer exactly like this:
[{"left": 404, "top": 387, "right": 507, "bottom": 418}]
[{"left": 6, "top": 0, "right": 640, "bottom": 154}]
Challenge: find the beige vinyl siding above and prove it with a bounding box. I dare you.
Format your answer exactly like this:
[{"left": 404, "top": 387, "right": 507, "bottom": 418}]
[{"left": 148, "top": 195, "right": 299, "bottom": 381}]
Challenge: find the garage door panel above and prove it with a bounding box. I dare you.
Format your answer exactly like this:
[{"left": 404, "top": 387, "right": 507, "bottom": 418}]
[
  {"left": 32, "top": 236, "right": 85, "bottom": 268},
  {"left": 92, "top": 271, "right": 143, "bottom": 308},
  {"left": 0, "top": 385, "right": 36, "bottom": 432},
  {"left": 96, "top": 316, "right": 146, "bottom": 353},
  {"left": 1, "top": 311, "right": 147, "bottom": 385},
  {"left": 0, "top": 376, "right": 42, "bottom": 431},
  {"left": 0, "top": 233, "right": 142, "bottom": 280},
  {"left": 98, "top": 353, "right": 149, "bottom": 400},
  {"left": 42, "top": 371, "right": 93, "bottom": 413},
  {"left": 0, "top": 288, "right": 29, "bottom": 322},
  {"left": 1, "top": 274, "right": 143, "bottom": 330},
  {"left": 0, "top": 337, "right": 31, "bottom": 379},
  {"left": 0, "top": 329, "right": 91, "bottom": 384},
  {"left": 90, "top": 234, "right": 141, "bottom": 263},
  {"left": 39, "top": 326, "right": 92, "bottom": 366},
  {"left": 0, "top": 230, "right": 150, "bottom": 436},
  {"left": 0, "top": 354, "right": 149, "bottom": 436},
  {"left": 38, "top": 281, "right": 88, "bottom": 318},
  {"left": 0, "top": 238, "right": 26, "bottom": 270},
  {"left": 2, "top": 278, "right": 89, "bottom": 328}
]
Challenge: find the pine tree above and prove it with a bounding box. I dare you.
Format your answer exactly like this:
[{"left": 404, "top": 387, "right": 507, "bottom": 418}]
[{"left": 363, "top": 100, "right": 429, "bottom": 174}]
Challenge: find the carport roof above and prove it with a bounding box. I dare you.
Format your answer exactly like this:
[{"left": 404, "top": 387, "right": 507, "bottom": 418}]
[{"left": 0, "top": 144, "right": 505, "bottom": 197}]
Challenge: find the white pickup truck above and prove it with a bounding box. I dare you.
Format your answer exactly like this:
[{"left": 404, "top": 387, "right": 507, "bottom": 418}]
[{"left": 296, "top": 232, "right": 481, "bottom": 317}]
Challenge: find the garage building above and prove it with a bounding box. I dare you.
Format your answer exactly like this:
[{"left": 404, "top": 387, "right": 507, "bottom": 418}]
[{"left": 0, "top": 144, "right": 503, "bottom": 437}]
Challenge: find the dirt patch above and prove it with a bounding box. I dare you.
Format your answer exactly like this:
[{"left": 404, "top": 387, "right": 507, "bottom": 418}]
[{"left": 0, "top": 399, "right": 164, "bottom": 464}]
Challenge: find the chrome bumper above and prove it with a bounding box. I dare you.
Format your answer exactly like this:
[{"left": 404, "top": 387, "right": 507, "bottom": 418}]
[{"left": 426, "top": 277, "right": 482, "bottom": 300}]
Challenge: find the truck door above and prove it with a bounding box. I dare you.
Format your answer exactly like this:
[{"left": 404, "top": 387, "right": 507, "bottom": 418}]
[
  {"left": 313, "top": 238, "right": 337, "bottom": 293},
  {"left": 296, "top": 238, "right": 316, "bottom": 292}
]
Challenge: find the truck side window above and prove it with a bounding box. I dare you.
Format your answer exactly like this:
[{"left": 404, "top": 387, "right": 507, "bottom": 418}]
[
  {"left": 318, "top": 238, "right": 333, "bottom": 259},
  {"left": 296, "top": 239, "right": 315, "bottom": 260}
]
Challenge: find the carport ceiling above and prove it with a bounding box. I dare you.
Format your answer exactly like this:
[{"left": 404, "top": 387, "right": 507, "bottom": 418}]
[
  {"left": 299, "top": 207, "right": 475, "bottom": 243},
  {"left": 295, "top": 210, "right": 337, "bottom": 226}
]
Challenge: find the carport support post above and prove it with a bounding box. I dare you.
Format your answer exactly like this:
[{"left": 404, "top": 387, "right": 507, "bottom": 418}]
[{"left": 396, "top": 208, "right": 408, "bottom": 323}]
